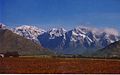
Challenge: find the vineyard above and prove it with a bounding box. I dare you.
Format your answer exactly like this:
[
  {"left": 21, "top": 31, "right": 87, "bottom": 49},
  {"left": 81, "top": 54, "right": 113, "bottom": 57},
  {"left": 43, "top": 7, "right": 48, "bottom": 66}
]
[{"left": 0, "top": 57, "right": 120, "bottom": 74}]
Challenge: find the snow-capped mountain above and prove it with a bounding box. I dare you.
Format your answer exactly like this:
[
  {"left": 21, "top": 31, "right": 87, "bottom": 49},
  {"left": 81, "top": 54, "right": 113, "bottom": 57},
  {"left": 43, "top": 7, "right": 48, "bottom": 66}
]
[
  {"left": 66, "top": 26, "right": 119, "bottom": 49},
  {"left": 12, "top": 24, "right": 120, "bottom": 55},
  {"left": 13, "top": 25, "right": 45, "bottom": 42},
  {"left": 65, "top": 26, "right": 95, "bottom": 48},
  {"left": 48, "top": 28, "right": 66, "bottom": 39},
  {"left": 1, "top": 22, "right": 119, "bottom": 55},
  {"left": 38, "top": 26, "right": 120, "bottom": 54},
  {"left": 0, "top": 23, "right": 7, "bottom": 29},
  {"left": 38, "top": 28, "right": 67, "bottom": 50}
]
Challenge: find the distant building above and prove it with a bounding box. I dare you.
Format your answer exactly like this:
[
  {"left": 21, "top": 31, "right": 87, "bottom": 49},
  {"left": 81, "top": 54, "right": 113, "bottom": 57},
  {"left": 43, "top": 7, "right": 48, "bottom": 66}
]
[
  {"left": 4, "top": 51, "right": 19, "bottom": 57},
  {"left": 0, "top": 51, "right": 19, "bottom": 57},
  {"left": 0, "top": 53, "right": 4, "bottom": 58}
]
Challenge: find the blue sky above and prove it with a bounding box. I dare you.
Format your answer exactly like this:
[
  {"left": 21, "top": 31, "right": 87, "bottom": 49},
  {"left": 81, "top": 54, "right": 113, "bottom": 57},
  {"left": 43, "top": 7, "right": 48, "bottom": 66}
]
[{"left": 0, "top": 0, "right": 120, "bottom": 30}]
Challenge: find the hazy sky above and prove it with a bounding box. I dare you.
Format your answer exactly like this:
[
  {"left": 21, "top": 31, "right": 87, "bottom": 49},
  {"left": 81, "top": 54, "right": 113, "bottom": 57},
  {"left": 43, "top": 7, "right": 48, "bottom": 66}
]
[{"left": 0, "top": 0, "right": 120, "bottom": 30}]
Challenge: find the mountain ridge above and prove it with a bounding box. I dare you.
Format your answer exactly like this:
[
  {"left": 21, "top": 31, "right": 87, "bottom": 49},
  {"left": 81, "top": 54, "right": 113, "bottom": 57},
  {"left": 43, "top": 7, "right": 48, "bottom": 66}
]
[{"left": 1, "top": 23, "right": 120, "bottom": 55}]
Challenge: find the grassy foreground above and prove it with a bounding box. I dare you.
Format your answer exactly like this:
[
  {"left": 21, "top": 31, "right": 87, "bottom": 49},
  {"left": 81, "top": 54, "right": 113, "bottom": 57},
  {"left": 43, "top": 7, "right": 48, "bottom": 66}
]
[{"left": 0, "top": 57, "right": 120, "bottom": 74}]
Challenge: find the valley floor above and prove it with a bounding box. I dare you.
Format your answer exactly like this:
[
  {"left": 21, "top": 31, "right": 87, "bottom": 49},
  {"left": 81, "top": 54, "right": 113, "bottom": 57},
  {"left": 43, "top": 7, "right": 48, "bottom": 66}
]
[{"left": 0, "top": 57, "right": 120, "bottom": 74}]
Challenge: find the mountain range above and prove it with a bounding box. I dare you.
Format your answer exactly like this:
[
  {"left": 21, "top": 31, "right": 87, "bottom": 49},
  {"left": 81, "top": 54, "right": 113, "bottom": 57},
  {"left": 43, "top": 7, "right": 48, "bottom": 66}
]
[{"left": 1, "top": 23, "right": 120, "bottom": 55}]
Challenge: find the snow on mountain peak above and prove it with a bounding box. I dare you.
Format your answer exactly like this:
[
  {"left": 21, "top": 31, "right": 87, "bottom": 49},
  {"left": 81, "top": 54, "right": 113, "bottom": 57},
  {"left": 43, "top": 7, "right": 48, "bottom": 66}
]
[
  {"left": 10, "top": 24, "right": 120, "bottom": 54},
  {"left": 48, "top": 28, "right": 67, "bottom": 39},
  {"left": 13, "top": 25, "right": 45, "bottom": 41},
  {"left": 0, "top": 23, "right": 7, "bottom": 29},
  {"left": 0, "top": 23, "right": 6, "bottom": 26},
  {"left": 49, "top": 27, "right": 67, "bottom": 32},
  {"left": 15, "top": 25, "right": 45, "bottom": 32},
  {"left": 69, "top": 26, "right": 94, "bottom": 46}
]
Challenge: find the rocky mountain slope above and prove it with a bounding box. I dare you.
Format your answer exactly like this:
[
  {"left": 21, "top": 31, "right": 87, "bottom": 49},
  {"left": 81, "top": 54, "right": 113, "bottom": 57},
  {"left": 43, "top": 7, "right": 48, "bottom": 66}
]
[
  {"left": 93, "top": 40, "right": 120, "bottom": 58},
  {"left": 0, "top": 28, "right": 53, "bottom": 56}
]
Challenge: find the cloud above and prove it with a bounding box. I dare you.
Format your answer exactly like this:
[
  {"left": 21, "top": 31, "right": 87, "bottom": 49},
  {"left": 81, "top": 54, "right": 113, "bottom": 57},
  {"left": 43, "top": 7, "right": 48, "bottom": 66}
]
[
  {"left": 76, "top": 25, "right": 119, "bottom": 36},
  {"left": 103, "top": 28, "right": 119, "bottom": 36}
]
